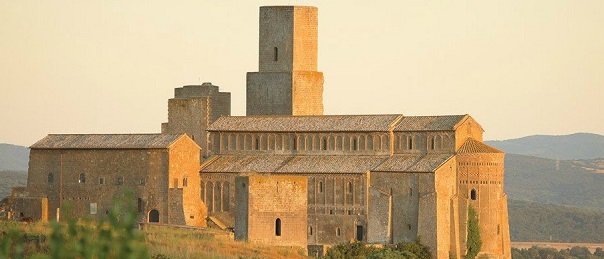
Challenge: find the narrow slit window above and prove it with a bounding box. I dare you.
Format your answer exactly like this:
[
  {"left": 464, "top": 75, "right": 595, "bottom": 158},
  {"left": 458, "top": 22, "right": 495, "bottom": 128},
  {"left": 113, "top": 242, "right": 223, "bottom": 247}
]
[
  {"left": 274, "top": 47, "right": 278, "bottom": 61},
  {"left": 347, "top": 182, "right": 353, "bottom": 193},
  {"left": 322, "top": 138, "right": 327, "bottom": 150},
  {"left": 353, "top": 138, "right": 358, "bottom": 150},
  {"left": 292, "top": 137, "right": 297, "bottom": 150},
  {"left": 254, "top": 138, "right": 259, "bottom": 150},
  {"left": 275, "top": 218, "right": 282, "bottom": 236},
  {"left": 183, "top": 177, "right": 188, "bottom": 187},
  {"left": 408, "top": 137, "right": 413, "bottom": 150},
  {"left": 471, "top": 189, "right": 477, "bottom": 200},
  {"left": 430, "top": 137, "right": 435, "bottom": 150},
  {"left": 318, "top": 181, "right": 324, "bottom": 193},
  {"left": 79, "top": 173, "right": 86, "bottom": 183},
  {"left": 336, "top": 227, "right": 341, "bottom": 236}
]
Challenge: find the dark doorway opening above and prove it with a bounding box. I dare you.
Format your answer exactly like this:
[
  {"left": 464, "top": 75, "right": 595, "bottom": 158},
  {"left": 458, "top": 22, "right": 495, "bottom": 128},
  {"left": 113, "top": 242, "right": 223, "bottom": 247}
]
[
  {"left": 356, "top": 225, "right": 363, "bottom": 241},
  {"left": 149, "top": 209, "right": 160, "bottom": 223}
]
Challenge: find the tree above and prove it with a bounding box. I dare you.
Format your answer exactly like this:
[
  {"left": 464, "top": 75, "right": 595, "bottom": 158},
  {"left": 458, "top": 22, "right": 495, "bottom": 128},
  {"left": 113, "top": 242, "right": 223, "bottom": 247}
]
[{"left": 466, "top": 205, "right": 482, "bottom": 259}]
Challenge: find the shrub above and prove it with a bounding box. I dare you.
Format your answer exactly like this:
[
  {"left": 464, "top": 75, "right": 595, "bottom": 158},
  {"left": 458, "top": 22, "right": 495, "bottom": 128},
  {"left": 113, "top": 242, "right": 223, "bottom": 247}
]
[{"left": 466, "top": 205, "right": 482, "bottom": 259}]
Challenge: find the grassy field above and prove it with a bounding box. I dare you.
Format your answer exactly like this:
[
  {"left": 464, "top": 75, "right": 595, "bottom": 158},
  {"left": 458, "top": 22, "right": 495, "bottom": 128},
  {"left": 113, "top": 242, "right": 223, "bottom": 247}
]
[
  {"left": 143, "top": 224, "right": 307, "bottom": 259},
  {"left": 0, "top": 220, "right": 307, "bottom": 259}
]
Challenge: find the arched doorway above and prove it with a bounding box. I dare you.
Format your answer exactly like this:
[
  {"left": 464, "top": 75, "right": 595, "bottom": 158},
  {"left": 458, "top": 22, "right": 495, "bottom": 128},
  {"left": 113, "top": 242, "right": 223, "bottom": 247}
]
[{"left": 148, "top": 209, "right": 159, "bottom": 223}]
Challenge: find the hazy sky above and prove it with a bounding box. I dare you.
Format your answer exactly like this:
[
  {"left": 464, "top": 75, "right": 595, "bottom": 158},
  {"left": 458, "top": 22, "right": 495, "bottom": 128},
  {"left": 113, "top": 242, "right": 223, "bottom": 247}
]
[{"left": 1, "top": 1, "right": 603, "bottom": 146}]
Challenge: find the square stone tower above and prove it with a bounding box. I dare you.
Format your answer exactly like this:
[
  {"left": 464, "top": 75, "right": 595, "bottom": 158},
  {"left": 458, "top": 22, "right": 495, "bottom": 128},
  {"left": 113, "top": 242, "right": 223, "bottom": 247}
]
[{"left": 246, "top": 6, "right": 324, "bottom": 116}]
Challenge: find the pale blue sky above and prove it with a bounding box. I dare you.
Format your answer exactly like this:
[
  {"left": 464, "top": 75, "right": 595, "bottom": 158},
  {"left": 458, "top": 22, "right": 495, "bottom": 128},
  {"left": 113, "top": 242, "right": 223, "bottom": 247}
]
[{"left": 1, "top": 1, "right": 603, "bottom": 146}]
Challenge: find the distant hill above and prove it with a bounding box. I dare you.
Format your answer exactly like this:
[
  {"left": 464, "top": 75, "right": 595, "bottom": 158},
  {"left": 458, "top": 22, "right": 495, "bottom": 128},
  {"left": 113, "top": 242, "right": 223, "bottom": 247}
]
[
  {"left": 0, "top": 170, "right": 27, "bottom": 199},
  {"left": 504, "top": 154, "right": 604, "bottom": 210},
  {"left": 486, "top": 133, "right": 604, "bottom": 160},
  {"left": 508, "top": 199, "right": 604, "bottom": 242},
  {"left": 0, "top": 143, "right": 29, "bottom": 171}
]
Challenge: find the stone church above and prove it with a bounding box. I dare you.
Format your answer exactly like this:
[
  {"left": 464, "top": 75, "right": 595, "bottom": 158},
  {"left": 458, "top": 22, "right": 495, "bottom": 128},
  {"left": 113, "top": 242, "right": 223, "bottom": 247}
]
[{"left": 12, "top": 5, "right": 511, "bottom": 259}]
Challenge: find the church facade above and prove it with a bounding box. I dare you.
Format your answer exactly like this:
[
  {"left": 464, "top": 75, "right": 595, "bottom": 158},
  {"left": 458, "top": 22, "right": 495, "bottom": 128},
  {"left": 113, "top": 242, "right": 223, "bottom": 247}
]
[{"left": 12, "top": 5, "right": 511, "bottom": 259}]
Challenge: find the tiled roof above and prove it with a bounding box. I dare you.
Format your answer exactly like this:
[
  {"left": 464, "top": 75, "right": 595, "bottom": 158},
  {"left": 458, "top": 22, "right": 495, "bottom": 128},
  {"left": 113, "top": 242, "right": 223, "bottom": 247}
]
[
  {"left": 393, "top": 115, "right": 468, "bottom": 131},
  {"left": 373, "top": 154, "right": 454, "bottom": 172},
  {"left": 201, "top": 154, "right": 451, "bottom": 174},
  {"left": 457, "top": 139, "right": 503, "bottom": 154},
  {"left": 276, "top": 156, "right": 388, "bottom": 174},
  {"left": 207, "top": 115, "right": 403, "bottom": 132},
  {"left": 31, "top": 134, "right": 186, "bottom": 149}
]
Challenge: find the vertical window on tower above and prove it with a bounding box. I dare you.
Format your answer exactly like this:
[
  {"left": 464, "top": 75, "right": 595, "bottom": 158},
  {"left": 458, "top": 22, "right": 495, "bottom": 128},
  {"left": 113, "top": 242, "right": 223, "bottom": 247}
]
[
  {"left": 292, "top": 137, "right": 297, "bottom": 150},
  {"left": 254, "top": 137, "right": 259, "bottom": 150},
  {"left": 322, "top": 138, "right": 327, "bottom": 150},
  {"left": 471, "top": 189, "right": 477, "bottom": 200},
  {"left": 275, "top": 218, "right": 282, "bottom": 236},
  {"left": 274, "top": 47, "right": 278, "bottom": 61},
  {"left": 353, "top": 138, "right": 358, "bottom": 151}
]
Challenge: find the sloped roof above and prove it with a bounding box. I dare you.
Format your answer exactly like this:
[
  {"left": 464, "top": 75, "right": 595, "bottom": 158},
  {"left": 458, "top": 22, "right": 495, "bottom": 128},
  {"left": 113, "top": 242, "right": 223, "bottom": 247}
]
[
  {"left": 207, "top": 115, "right": 403, "bottom": 132},
  {"left": 373, "top": 154, "right": 453, "bottom": 172},
  {"left": 457, "top": 139, "right": 503, "bottom": 154},
  {"left": 393, "top": 115, "right": 468, "bottom": 131},
  {"left": 201, "top": 154, "right": 451, "bottom": 174},
  {"left": 31, "top": 134, "right": 186, "bottom": 149}
]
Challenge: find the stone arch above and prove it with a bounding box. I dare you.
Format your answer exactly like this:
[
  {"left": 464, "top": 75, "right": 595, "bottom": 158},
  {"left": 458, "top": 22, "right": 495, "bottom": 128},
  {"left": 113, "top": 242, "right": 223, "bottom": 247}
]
[
  {"left": 359, "top": 135, "right": 366, "bottom": 150},
  {"left": 228, "top": 134, "right": 236, "bottom": 150},
  {"left": 148, "top": 209, "right": 160, "bottom": 223},
  {"left": 305, "top": 135, "right": 312, "bottom": 151},
  {"left": 275, "top": 134, "right": 283, "bottom": 150},
  {"left": 206, "top": 182, "right": 214, "bottom": 212},
  {"left": 215, "top": 182, "right": 222, "bottom": 211},
  {"left": 367, "top": 135, "right": 375, "bottom": 150},
  {"left": 222, "top": 181, "right": 230, "bottom": 212},
  {"left": 244, "top": 134, "right": 252, "bottom": 150},
  {"left": 312, "top": 135, "right": 320, "bottom": 150}
]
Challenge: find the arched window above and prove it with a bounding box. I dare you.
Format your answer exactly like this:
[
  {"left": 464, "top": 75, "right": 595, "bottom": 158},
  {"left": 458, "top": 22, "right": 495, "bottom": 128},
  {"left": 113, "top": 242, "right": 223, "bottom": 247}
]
[
  {"left": 183, "top": 177, "right": 188, "bottom": 187},
  {"left": 275, "top": 218, "right": 282, "bottom": 236},
  {"left": 322, "top": 138, "right": 327, "bottom": 150},
  {"left": 408, "top": 136, "right": 413, "bottom": 150},
  {"left": 352, "top": 138, "right": 358, "bottom": 151},
  {"left": 430, "top": 137, "right": 435, "bottom": 150},
  {"left": 309, "top": 226, "right": 313, "bottom": 235},
  {"left": 336, "top": 227, "right": 341, "bottom": 236},
  {"left": 471, "top": 189, "right": 477, "bottom": 200},
  {"left": 48, "top": 173, "right": 54, "bottom": 183},
  {"left": 274, "top": 47, "right": 278, "bottom": 61},
  {"left": 318, "top": 181, "right": 324, "bottom": 193},
  {"left": 254, "top": 137, "right": 259, "bottom": 150},
  {"left": 79, "top": 173, "right": 86, "bottom": 183}
]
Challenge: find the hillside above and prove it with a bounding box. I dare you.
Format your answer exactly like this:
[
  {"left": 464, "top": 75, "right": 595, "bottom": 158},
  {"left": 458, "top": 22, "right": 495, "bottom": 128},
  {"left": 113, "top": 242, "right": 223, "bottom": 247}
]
[
  {"left": 504, "top": 154, "right": 604, "bottom": 210},
  {"left": 0, "top": 143, "right": 29, "bottom": 171},
  {"left": 508, "top": 199, "right": 604, "bottom": 242},
  {"left": 0, "top": 171, "right": 27, "bottom": 199},
  {"left": 486, "top": 133, "right": 604, "bottom": 160}
]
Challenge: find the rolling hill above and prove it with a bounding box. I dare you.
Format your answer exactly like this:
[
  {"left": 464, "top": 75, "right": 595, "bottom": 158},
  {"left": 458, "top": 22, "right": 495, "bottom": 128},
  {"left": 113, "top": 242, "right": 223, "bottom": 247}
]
[
  {"left": 486, "top": 133, "right": 604, "bottom": 160},
  {"left": 0, "top": 143, "right": 29, "bottom": 171}
]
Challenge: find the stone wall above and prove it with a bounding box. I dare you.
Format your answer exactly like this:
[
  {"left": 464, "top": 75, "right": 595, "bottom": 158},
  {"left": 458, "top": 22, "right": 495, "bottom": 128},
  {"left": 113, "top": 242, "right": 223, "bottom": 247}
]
[
  {"left": 235, "top": 175, "right": 308, "bottom": 248},
  {"left": 21, "top": 136, "right": 204, "bottom": 226},
  {"left": 457, "top": 152, "right": 510, "bottom": 259},
  {"left": 162, "top": 83, "right": 231, "bottom": 158}
]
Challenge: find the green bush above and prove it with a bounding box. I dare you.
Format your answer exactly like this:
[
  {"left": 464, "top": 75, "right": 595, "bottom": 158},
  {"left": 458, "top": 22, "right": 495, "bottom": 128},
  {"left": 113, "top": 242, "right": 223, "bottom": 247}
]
[
  {"left": 466, "top": 205, "right": 482, "bottom": 259},
  {"left": 0, "top": 191, "right": 148, "bottom": 259},
  {"left": 325, "top": 238, "right": 431, "bottom": 259}
]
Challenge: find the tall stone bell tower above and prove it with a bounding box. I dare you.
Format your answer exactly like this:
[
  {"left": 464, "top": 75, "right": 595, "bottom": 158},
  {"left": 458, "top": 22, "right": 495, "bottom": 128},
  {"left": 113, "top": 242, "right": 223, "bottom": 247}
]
[{"left": 246, "top": 6, "right": 324, "bottom": 116}]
